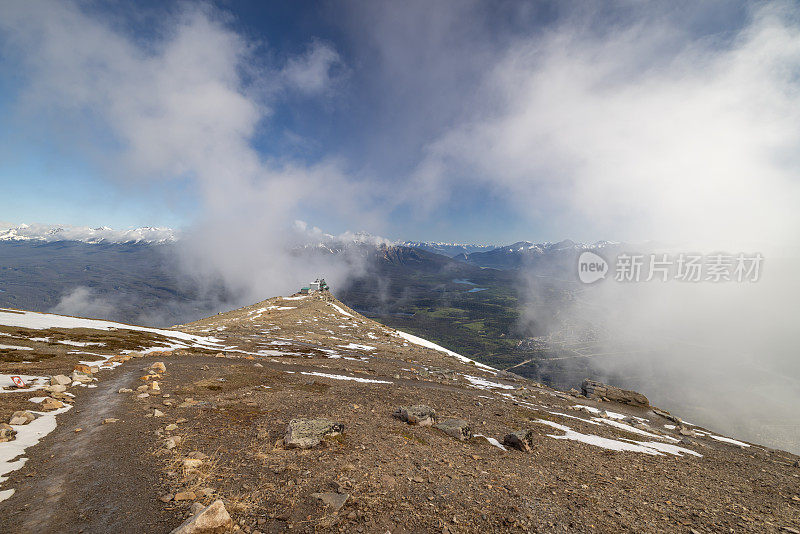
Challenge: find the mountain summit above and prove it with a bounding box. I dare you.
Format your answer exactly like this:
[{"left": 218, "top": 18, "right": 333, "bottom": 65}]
[{"left": 0, "top": 293, "right": 797, "bottom": 532}]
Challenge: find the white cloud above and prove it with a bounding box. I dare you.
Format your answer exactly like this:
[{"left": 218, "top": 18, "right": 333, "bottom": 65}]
[
  {"left": 0, "top": 0, "right": 380, "bottom": 304},
  {"left": 281, "top": 40, "right": 343, "bottom": 95},
  {"left": 411, "top": 3, "right": 800, "bottom": 249}
]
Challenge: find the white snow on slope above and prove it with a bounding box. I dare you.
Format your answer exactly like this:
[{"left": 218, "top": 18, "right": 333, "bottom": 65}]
[
  {"left": 592, "top": 418, "right": 680, "bottom": 443},
  {"left": 708, "top": 434, "right": 750, "bottom": 447},
  {"left": 463, "top": 375, "right": 514, "bottom": 390},
  {"left": 0, "top": 344, "right": 32, "bottom": 351},
  {"left": 299, "top": 371, "right": 392, "bottom": 384},
  {"left": 474, "top": 434, "right": 508, "bottom": 451},
  {"left": 394, "top": 330, "right": 497, "bottom": 373},
  {"left": 0, "top": 405, "right": 72, "bottom": 503},
  {"left": 536, "top": 420, "right": 700, "bottom": 457},
  {"left": 328, "top": 303, "right": 353, "bottom": 317},
  {"left": 282, "top": 295, "right": 309, "bottom": 301},
  {"left": 0, "top": 309, "right": 221, "bottom": 348}
]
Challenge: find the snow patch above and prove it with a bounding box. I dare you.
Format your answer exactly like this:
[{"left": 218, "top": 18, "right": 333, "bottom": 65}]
[
  {"left": 299, "top": 371, "right": 392, "bottom": 384},
  {"left": 328, "top": 303, "right": 353, "bottom": 317},
  {"left": 708, "top": 434, "right": 750, "bottom": 447},
  {"left": 474, "top": 434, "right": 507, "bottom": 451},
  {"left": 0, "top": 405, "right": 73, "bottom": 502},
  {"left": 536, "top": 420, "right": 701, "bottom": 457},
  {"left": 463, "top": 375, "right": 514, "bottom": 390},
  {"left": 0, "top": 309, "right": 221, "bottom": 348},
  {"left": 395, "top": 330, "right": 497, "bottom": 373}
]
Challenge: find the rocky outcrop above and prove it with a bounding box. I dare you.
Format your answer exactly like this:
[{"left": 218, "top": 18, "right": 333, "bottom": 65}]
[
  {"left": 50, "top": 374, "right": 71, "bottom": 386},
  {"left": 168, "top": 499, "right": 232, "bottom": 534},
  {"left": 9, "top": 410, "right": 35, "bottom": 425},
  {"left": 0, "top": 423, "right": 16, "bottom": 442},
  {"left": 284, "top": 418, "right": 344, "bottom": 449},
  {"left": 393, "top": 405, "right": 436, "bottom": 426},
  {"left": 503, "top": 429, "right": 536, "bottom": 452},
  {"left": 434, "top": 418, "right": 471, "bottom": 441},
  {"left": 581, "top": 379, "right": 649, "bottom": 407}
]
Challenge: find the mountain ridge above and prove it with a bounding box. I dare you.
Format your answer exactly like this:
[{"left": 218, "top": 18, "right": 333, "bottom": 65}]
[{"left": 0, "top": 294, "right": 797, "bottom": 532}]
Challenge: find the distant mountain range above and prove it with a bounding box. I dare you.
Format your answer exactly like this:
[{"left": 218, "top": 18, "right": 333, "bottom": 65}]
[
  {"left": 1, "top": 223, "right": 620, "bottom": 271},
  {"left": 399, "top": 241, "right": 497, "bottom": 257},
  {"left": 0, "top": 223, "right": 177, "bottom": 244},
  {"left": 453, "top": 239, "right": 620, "bottom": 269}
]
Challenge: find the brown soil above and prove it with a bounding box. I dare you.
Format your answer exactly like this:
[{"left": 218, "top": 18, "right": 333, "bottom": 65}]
[{"left": 0, "top": 294, "right": 798, "bottom": 533}]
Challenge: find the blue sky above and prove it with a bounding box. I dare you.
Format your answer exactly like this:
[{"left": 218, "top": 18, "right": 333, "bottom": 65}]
[{"left": 1, "top": 1, "right": 796, "bottom": 247}]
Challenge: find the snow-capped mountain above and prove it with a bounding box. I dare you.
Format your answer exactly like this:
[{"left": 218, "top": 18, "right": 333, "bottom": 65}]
[
  {"left": 0, "top": 223, "right": 177, "bottom": 244},
  {"left": 460, "top": 239, "right": 621, "bottom": 269},
  {"left": 400, "top": 241, "right": 497, "bottom": 257}
]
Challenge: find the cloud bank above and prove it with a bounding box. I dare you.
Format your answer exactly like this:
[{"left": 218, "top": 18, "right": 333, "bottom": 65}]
[{"left": 0, "top": 0, "right": 380, "bottom": 307}]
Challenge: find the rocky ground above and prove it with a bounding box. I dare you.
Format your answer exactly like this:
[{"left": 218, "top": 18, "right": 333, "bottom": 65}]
[{"left": 0, "top": 293, "right": 799, "bottom": 533}]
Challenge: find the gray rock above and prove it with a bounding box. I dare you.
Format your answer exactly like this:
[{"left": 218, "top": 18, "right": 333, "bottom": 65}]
[
  {"left": 503, "top": 429, "right": 536, "bottom": 452},
  {"left": 169, "top": 499, "right": 232, "bottom": 534},
  {"left": 393, "top": 405, "right": 436, "bottom": 426},
  {"left": 284, "top": 418, "right": 344, "bottom": 449},
  {"left": 312, "top": 492, "right": 349, "bottom": 512},
  {"left": 9, "top": 411, "right": 35, "bottom": 426},
  {"left": 652, "top": 407, "right": 683, "bottom": 425},
  {"left": 50, "top": 375, "right": 72, "bottom": 386},
  {"left": 0, "top": 423, "right": 16, "bottom": 442},
  {"left": 71, "top": 372, "right": 92, "bottom": 384},
  {"left": 434, "top": 418, "right": 471, "bottom": 441},
  {"left": 581, "top": 379, "right": 649, "bottom": 407}
]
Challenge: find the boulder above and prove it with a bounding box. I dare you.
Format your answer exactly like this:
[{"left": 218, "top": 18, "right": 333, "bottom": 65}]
[
  {"left": 165, "top": 436, "right": 182, "bottom": 449},
  {"left": 284, "top": 418, "right": 344, "bottom": 449},
  {"left": 0, "top": 423, "right": 17, "bottom": 442},
  {"left": 169, "top": 500, "right": 232, "bottom": 534},
  {"left": 40, "top": 397, "right": 64, "bottom": 411},
  {"left": 503, "top": 429, "right": 536, "bottom": 452},
  {"left": 434, "top": 418, "right": 472, "bottom": 441},
  {"left": 652, "top": 407, "right": 683, "bottom": 425},
  {"left": 581, "top": 379, "right": 649, "bottom": 407},
  {"left": 50, "top": 375, "right": 71, "bottom": 386},
  {"left": 183, "top": 458, "right": 203, "bottom": 469},
  {"left": 74, "top": 364, "right": 93, "bottom": 374},
  {"left": 312, "top": 492, "right": 349, "bottom": 512},
  {"left": 71, "top": 372, "right": 92, "bottom": 384},
  {"left": 151, "top": 362, "right": 167, "bottom": 373},
  {"left": 392, "top": 405, "right": 436, "bottom": 426},
  {"left": 10, "top": 411, "right": 36, "bottom": 425},
  {"left": 119, "top": 388, "right": 133, "bottom": 394},
  {"left": 174, "top": 491, "right": 197, "bottom": 501}
]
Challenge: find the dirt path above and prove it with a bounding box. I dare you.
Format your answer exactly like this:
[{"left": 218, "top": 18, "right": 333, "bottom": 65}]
[{"left": 0, "top": 364, "right": 178, "bottom": 534}]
